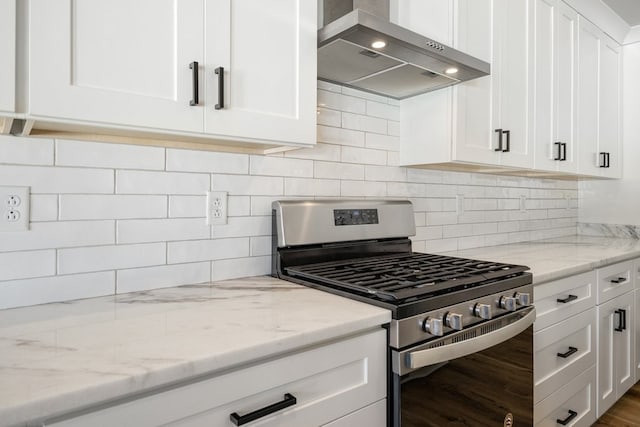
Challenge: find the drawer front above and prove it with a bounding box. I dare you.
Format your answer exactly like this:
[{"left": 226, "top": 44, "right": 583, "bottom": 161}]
[
  {"left": 45, "top": 329, "right": 386, "bottom": 427},
  {"left": 534, "top": 271, "right": 596, "bottom": 332},
  {"left": 596, "top": 260, "right": 633, "bottom": 304},
  {"left": 534, "top": 308, "right": 596, "bottom": 403},
  {"left": 534, "top": 365, "right": 596, "bottom": 427},
  {"left": 321, "top": 399, "right": 386, "bottom": 427}
]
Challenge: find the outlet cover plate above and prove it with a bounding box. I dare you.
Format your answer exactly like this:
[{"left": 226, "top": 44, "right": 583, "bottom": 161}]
[
  {"left": 0, "top": 186, "right": 30, "bottom": 232},
  {"left": 207, "top": 191, "right": 228, "bottom": 225}
]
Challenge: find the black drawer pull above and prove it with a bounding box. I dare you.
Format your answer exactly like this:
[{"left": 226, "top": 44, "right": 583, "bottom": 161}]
[
  {"left": 215, "top": 66, "right": 225, "bottom": 110},
  {"left": 189, "top": 61, "right": 199, "bottom": 106},
  {"left": 230, "top": 393, "right": 297, "bottom": 426},
  {"left": 557, "top": 346, "right": 578, "bottom": 359},
  {"left": 556, "top": 409, "right": 578, "bottom": 425},
  {"left": 557, "top": 295, "right": 578, "bottom": 304},
  {"left": 494, "top": 129, "right": 503, "bottom": 151},
  {"left": 610, "top": 277, "right": 626, "bottom": 284},
  {"left": 561, "top": 142, "right": 567, "bottom": 161},
  {"left": 614, "top": 309, "right": 626, "bottom": 332},
  {"left": 554, "top": 142, "right": 562, "bottom": 161}
]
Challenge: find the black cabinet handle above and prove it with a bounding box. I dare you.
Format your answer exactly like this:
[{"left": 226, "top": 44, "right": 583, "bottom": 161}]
[
  {"left": 556, "top": 409, "right": 578, "bottom": 425},
  {"left": 230, "top": 393, "right": 296, "bottom": 426},
  {"left": 605, "top": 152, "right": 610, "bottom": 168},
  {"left": 610, "top": 277, "right": 626, "bottom": 284},
  {"left": 557, "top": 346, "right": 578, "bottom": 358},
  {"left": 215, "top": 66, "right": 225, "bottom": 110},
  {"left": 503, "top": 130, "right": 511, "bottom": 152},
  {"left": 614, "top": 309, "right": 626, "bottom": 332},
  {"left": 599, "top": 152, "right": 608, "bottom": 168},
  {"left": 189, "top": 61, "right": 199, "bottom": 106},
  {"left": 494, "top": 129, "right": 503, "bottom": 151},
  {"left": 557, "top": 294, "right": 578, "bottom": 304},
  {"left": 554, "top": 142, "right": 562, "bottom": 161},
  {"left": 561, "top": 142, "right": 567, "bottom": 161}
]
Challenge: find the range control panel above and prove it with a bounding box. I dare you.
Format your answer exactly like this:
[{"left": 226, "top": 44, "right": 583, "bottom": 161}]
[{"left": 333, "top": 209, "right": 379, "bottom": 226}]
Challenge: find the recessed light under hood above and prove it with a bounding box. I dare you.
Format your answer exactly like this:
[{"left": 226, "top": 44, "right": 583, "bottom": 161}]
[{"left": 318, "top": 8, "right": 490, "bottom": 100}]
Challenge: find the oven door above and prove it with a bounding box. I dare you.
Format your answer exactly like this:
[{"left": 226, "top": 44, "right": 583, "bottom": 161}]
[{"left": 391, "top": 307, "right": 535, "bottom": 427}]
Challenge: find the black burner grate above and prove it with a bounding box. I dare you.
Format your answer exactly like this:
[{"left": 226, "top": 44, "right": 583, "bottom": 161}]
[{"left": 285, "top": 252, "right": 529, "bottom": 302}]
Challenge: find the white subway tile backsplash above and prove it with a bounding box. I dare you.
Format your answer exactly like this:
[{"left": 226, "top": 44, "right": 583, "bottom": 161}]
[
  {"left": 60, "top": 195, "right": 167, "bottom": 220},
  {"left": 169, "top": 196, "right": 205, "bottom": 218},
  {"left": 250, "top": 156, "right": 313, "bottom": 177},
  {"left": 212, "top": 216, "right": 270, "bottom": 239},
  {"left": 341, "top": 146, "right": 387, "bottom": 165},
  {"left": 0, "top": 165, "right": 114, "bottom": 194},
  {"left": 0, "top": 135, "right": 54, "bottom": 165},
  {"left": 166, "top": 149, "right": 248, "bottom": 174},
  {"left": 284, "top": 143, "right": 340, "bottom": 162},
  {"left": 0, "top": 86, "right": 577, "bottom": 310},
  {"left": 212, "top": 174, "right": 283, "bottom": 196},
  {"left": 0, "top": 250, "right": 56, "bottom": 281},
  {"left": 318, "top": 90, "right": 366, "bottom": 114},
  {"left": 168, "top": 238, "right": 249, "bottom": 264},
  {"left": 56, "top": 139, "right": 165, "bottom": 170},
  {"left": 285, "top": 178, "right": 341, "bottom": 196},
  {"left": 314, "top": 161, "right": 364, "bottom": 180},
  {"left": 117, "top": 170, "right": 209, "bottom": 195},
  {"left": 0, "top": 221, "right": 115, "bottom": 252},
  {"left": 117, "top": 218, "right": 210, "bottom": 244},
  {"left": 365, "top": 133, "right": 400, "bottom": 151},
  {"left": 30, "top": 195, "right": 58, "bottom": 222},
  {"left": 317, "top": 125, "right": 365, "bottom": 147},
  {"left": 58, "top": 243, "right": 166, "bottom": 275},
  {"left": 366, "top": 100, "right": 400, "bottom": 121},
  {"left": 0, "top": 271, "right": 115, "bottom": 310},
  {"left": 117, "top": 262, "right": 211, "bottom": 293},
  {"left": 342, "top": 112, "right": 387, "bottom": 134},
  {"left": 211, "top": 256, "right": 271, "bottom": 281}
]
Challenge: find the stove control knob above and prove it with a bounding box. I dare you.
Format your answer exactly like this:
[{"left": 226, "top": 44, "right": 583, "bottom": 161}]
[
  {"left": 473, "top": 303, "right": 492, "bottom": 320},
  {"left": 444, "top": 312, "right": 463, "bottom": 331},
  {"left": 514, "top": 292, "right": 531, "bottom": 306},
  {"left": 422, "top": 317, "right": 444, "bottom": 336},
  {"left": 499, "top": 296, "right": 517, "bottom": 312}
]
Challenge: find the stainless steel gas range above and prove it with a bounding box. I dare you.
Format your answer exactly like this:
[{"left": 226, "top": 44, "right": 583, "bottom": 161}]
[{"left": 272, "top": 199, "right": 535, "bottom": 427}]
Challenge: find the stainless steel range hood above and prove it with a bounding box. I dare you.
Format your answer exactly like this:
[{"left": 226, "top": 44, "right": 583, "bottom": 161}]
[{"left": 318, "top": 0, "right": 490, "bottom": 100}]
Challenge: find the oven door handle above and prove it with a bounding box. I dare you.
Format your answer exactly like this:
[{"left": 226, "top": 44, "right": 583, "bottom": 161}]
[{"left": 402, "top": 307, "right": 536, "bottom": 374}]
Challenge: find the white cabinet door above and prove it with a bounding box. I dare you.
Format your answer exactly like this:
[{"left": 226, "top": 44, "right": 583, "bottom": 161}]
[
  {"left": 596, "top": 292, "right": 634, "bottom": 418},
  {"left": 204, "top": 0, "right": 316, "bottom": 145},
  {"left": 0, "top": 0, "right": 15, "bottom": 117},
  {"left": 598, "top": 34, "right": 622, "bottom": 179},
  {"left": 29, "top": 0, "right": 204, "bottom": 133},
  {"left": 492, "top": 0, "right": 534, "bottom": 169},
  {"left": 533, "top": 0, "right": 578, "bottom": 173}
]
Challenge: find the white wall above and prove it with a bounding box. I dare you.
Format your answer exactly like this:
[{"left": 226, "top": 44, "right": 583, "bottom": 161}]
[
  {"left": 0, "top": 83, "right": 578, "bottom": 310},
  {"left": 580, "top": 42, "right": 640, "bottom": 224}
]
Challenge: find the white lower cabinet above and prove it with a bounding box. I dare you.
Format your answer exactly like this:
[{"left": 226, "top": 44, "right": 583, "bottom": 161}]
[
  {"left": 44, "top": 329, "right": 387, "bottom": 427},
  {"left": 596, "top": 291, "right": 635, "bottom": 417}
]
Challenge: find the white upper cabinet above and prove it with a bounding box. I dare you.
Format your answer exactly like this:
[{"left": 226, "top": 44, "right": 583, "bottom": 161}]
[
  {"left": 399, "top": 0, "right": 534, "bottom": 170},
  {"left": 26, "top": 0, "right": 316, "bottom": 147},
  {"left": 534, "top": 0, "right": 578, "bottom": 173},
  {"left": 0, "top": 0, "right": 16, "bottom": 127},
  {"left": 204, "top": 0, "right": 317, "bottom": 145},
  {"left": 577, "top": 16, "right": 622, "bottom": 178}
]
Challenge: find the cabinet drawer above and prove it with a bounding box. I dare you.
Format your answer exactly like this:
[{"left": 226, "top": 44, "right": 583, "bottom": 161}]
[
  {"left": 534, "top": 271, "right": 596, "bottom": 332},
  {"left": 534, "top": 308, "right": 596, "bottom": 403},
  {"left": 597, "top": 260, "right": 633, "bottom": 304},
  {"left": 534, "top": 365, "right": 596, "bottom": 427},
  {"left": 45, "top": 329, "right": 386, "bottom": 427}
]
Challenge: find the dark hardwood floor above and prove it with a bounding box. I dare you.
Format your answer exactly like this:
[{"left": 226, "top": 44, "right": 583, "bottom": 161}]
[{"left": 593, "top": 380, "right": 640, "bottom": 426}]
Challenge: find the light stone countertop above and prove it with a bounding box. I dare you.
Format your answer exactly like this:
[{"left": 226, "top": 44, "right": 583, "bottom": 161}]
[
  {"left": 441, "top": 235, "right": 640, "bottom": 284},
  {"left": 0, "top": 276, "right": 391, "bottom": 427}
]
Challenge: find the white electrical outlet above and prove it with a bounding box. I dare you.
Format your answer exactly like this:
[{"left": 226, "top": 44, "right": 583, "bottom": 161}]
[
  {"left": 0, "top": 186, "right": 30, "bottom": 232},
  {"left": 207, "top": 191, "right": 228, "bottom": 225}
]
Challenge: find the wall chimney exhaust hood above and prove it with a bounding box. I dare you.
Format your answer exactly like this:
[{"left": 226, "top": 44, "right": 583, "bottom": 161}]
[{"left": 318, "top": 0, "right": 490, "bottom": 100}]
